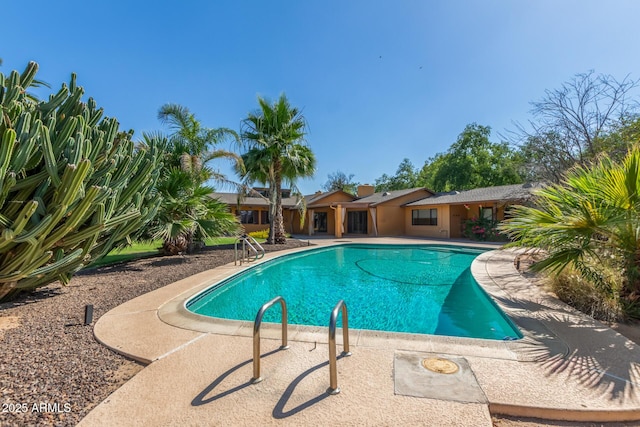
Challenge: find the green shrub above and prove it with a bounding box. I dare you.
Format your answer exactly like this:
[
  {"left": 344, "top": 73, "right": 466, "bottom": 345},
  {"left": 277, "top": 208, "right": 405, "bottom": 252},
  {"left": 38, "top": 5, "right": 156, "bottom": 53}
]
[
  {"left": 548, "top": 263, "right": 623, "bottom": 322},
  {"left": 0, "top": 62, "right": 163, "bottom": 301},
  {"left": 462, "top": 216, "right": 505, "bottom": 241},
  {"left": 248, "top": 229, "right": 269, "bottom": 239},
  {"left": 247, "top": 229, "right": 288, "bottom": 240}
]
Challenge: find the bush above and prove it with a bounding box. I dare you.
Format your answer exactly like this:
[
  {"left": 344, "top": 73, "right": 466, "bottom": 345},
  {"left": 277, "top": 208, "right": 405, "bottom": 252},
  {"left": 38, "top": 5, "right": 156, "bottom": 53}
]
[
  {"left": 499, "top": 149, "right": 640, "bottom": 320},
  {"left": 247, "top": 229, "right": 289, "bottom": 240},
  {"left": 548, "top": 264, "right": 624, "bottom": 322},
  {"left": 462, "top": 216, "right": 505, "bottom": 241},
  {"left": 248, "top": 229, "right": 270, "bottom": 240}
]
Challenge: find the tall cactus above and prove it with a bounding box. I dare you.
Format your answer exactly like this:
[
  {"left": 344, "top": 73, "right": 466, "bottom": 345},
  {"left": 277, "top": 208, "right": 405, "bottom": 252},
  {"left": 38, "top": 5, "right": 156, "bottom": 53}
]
[{"left": 0, "top": 62, "right": 163, "bottom": 301}]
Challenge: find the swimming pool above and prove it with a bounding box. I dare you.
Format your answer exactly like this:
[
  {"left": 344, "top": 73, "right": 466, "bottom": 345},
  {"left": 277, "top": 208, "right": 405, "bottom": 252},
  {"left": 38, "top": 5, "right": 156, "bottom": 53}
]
[{"left": 187, "top": 244, "right": 522, "bottom": 340}]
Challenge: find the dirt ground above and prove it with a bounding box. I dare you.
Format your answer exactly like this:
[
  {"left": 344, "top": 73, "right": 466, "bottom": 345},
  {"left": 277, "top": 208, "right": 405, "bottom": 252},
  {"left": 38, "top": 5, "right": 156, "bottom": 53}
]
[
  {"left": 1, "top": 242, "right": 638, "bottom": 427},
  {"left": 0, "top": 240, "right": 309, "bottom": 427}
]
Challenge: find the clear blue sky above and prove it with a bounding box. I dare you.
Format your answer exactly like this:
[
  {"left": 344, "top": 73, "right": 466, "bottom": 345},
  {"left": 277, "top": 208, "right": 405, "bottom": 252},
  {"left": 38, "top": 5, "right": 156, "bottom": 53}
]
[{"left": 4, "top": 1, "right": 640, "bottom": 194}]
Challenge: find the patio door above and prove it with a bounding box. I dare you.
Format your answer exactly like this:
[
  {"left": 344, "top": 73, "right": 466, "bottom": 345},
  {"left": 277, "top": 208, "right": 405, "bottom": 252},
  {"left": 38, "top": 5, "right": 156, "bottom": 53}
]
[
  {"left": 347, "top": 211, "right": 368, "bottom": 234},
  {"left": 314, "top": 212, "right": 327, "bottom": 233}
]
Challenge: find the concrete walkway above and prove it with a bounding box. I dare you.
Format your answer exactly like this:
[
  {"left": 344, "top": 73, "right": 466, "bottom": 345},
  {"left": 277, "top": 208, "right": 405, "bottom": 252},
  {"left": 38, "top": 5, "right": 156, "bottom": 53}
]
[{"left": 79, "top": 237, "right": 640, "bottom": 426}]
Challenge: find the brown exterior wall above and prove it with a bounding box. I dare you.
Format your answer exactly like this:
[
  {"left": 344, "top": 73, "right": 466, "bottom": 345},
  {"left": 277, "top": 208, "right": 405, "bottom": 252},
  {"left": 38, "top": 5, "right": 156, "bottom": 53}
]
[
  {"left": 376, "top": 205, "right": 404, "bottom": 235},
  {"left": 459, "top": 202, "right": 506, "bottom": 222},
  {"left": 405, "top": 202, "right": 508, "bottom": 239},
  {"left": 230, "top": 206, "right": 271, "bottom": 234},
  {"left": 290, "top": 191, "right": 358, "bottom": 235},
  {"left": 404, "top": 205, "right": 451, "bottom": 238},
  {"left": 374, "top": 190, "right": 432, "bottom": 236},
  {"left": 318, "top": 192, "right": 358, "bottom": 204},
  {"left": 227, "top": 191, "right": 515, "bottom": 239},
  {"left": 231, "top": 205, "right": 294, "bottom": 234}
]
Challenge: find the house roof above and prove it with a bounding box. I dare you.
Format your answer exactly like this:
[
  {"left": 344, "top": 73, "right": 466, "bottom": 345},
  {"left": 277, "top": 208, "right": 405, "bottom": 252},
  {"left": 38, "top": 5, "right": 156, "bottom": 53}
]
[
  {"left": 356, "top": 187, "right": 433, "bottom": 206},
  {"left": 405, "top": 183, "right": 543, "bottom": 207},
  {"left": 210, "top": 192, "right": 300, "bottom": 208},
  {"left": 305, "top": 189, "right": 356, "bottom": 205}
]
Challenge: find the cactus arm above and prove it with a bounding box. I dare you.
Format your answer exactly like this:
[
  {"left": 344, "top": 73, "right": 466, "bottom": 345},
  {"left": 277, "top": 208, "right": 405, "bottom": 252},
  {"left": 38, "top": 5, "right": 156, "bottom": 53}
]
[
  {"left": 40, "top": 124, "right": 62, "bottom": 187},
  {"left": 0, "top": 129, "right": 16, "bottom": 182}
]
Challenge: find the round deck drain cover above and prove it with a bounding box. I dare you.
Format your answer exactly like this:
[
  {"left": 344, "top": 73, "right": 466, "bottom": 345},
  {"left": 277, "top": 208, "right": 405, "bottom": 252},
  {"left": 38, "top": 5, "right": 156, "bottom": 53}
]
[{"left": 421, "top": 357, "right": 459, "bottom": 374}]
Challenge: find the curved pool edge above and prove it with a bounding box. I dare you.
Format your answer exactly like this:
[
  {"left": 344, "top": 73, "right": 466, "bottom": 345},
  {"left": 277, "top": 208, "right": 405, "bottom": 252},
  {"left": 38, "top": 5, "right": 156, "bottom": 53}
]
[
  {"left": 91, "top": 238, "right": 640, "bottom": 423},
  {"left": 154, "top": 241, "right": 558, "bottom": 362}
]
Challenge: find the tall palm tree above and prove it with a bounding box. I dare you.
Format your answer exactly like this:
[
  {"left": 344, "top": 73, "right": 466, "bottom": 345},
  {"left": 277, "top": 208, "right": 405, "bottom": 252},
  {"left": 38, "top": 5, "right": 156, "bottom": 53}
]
[
  {"left": 240, "top": 94, "right": 316, "bottom": 244},
  {"left": 499, "top": 148, "right": 640, "bottom": 318}
]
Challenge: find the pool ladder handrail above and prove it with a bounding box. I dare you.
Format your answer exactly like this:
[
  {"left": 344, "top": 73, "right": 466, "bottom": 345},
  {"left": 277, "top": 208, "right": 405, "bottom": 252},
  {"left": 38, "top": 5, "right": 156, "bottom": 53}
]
[
  {"left": 249, "top": 296, "right": 352, "bottom": 394},
  {"left": 327, "top": 299, "right": 351, "bottom": 395},
  {"left": 251, "top": 296, "right": 289, "bottom": 384},
  {"left": 234, "top": 234, "right": 265, "bottom": 265}
]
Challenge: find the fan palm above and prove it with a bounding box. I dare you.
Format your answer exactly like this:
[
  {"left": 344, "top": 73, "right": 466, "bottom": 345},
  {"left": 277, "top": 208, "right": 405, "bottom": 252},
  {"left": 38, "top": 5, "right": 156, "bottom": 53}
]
[
  {"left": 499, "top": 149, "right": 640, "bottom": 317},
  {"left": 151, "top": 104, "right": 243, "bottom": 253},
  {"left": 240, "top": 94, "right": 316, "bottom": 244},
  {"left": 150, "top": 168, "right": 240, "bottom": 255},
  {"left": 158, "top": 103, "right": 242, "bottom": 184}
]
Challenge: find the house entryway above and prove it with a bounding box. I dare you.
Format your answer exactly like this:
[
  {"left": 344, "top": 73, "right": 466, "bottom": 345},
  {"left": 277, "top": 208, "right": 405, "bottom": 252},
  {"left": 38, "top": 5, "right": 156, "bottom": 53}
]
[
  {"left": 314, "top": 212, "right": 328, "bottom": 233},
  {"left": 347, "top": 211, "right": 368, "bottom": 234}
]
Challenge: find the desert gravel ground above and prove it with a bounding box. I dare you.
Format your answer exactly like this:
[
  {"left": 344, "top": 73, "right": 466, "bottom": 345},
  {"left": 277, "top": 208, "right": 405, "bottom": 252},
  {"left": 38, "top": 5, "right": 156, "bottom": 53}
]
[
  {"left": 0, "top": 240, "right": 309, "bottom": 427},
  {"left": 1, "top": 240, "right": 639, "bottom": 427}
]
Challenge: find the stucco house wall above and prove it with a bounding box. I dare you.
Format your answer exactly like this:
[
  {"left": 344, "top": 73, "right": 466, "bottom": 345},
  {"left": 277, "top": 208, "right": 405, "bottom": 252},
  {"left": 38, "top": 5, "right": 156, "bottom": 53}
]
[
  {"left": 291, "top": 190, "right": 357, "bottom": 235},
  {"left": 374, "top": 189, "right": 432, "bottom": 236},
  {"left": 404, "top": 204, "right": 451, "bottom": 239}
]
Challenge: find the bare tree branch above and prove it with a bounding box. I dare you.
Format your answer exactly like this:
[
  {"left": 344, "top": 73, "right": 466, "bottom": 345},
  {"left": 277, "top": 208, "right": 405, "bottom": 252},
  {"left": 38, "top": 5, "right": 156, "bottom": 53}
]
[{"left": 509, "top": 71, "right": 639, "bottom": 182}]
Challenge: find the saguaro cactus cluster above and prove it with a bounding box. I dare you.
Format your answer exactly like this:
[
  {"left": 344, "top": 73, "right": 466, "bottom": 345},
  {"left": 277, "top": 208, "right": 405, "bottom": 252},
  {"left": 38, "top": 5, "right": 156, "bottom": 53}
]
[{"left": 0, "top": 62, "right": 162, "bottom": 301}]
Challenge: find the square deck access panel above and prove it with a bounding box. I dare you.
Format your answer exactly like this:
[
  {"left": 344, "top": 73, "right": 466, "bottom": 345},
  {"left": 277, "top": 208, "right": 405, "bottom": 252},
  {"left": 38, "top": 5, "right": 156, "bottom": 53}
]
[{"left": 394, "top": 351, "right": 487, "bottom": 404}]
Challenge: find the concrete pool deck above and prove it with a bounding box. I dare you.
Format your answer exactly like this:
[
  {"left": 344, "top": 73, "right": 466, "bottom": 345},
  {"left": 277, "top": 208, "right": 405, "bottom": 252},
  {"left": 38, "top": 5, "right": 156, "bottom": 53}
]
[{"left": 79, "top": 237, "right": 640, "bottom": 426}]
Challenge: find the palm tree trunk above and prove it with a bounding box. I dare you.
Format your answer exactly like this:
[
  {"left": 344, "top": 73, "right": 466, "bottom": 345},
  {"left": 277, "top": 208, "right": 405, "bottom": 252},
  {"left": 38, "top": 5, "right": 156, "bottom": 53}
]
[
  {"left": 163, "top": 236, "right": 189, "bottom": 255},
  {"left": 273, "top": 158, "right": 287, "bottom": 244},
  {"left": 267, "top": 184, "right": 277, "bottom": 244}
]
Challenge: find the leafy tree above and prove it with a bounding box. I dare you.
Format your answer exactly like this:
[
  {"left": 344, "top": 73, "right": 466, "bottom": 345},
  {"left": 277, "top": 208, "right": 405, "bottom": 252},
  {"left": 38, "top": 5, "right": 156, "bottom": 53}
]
[
  {"left": 513, "top": 71, "right": 638, "bottom": 182},
  {"left": 150, "top": 104, "right": 242, "bottom": 254},
  {"left": 323, "top": 171, "right": 359, "bottom": 195},
  {"left": 374, "top": 158, "right": 419, "bottom": 192},
  {"left": 240, "top": 94, "right": 316, "bottom": 244},
  {"left": 592, "top": 116, "right": 640, "bottom": 163},
  {"left": 420, "top": 124, "right": 522, "bottom": 192},
  {"left": 499, "top": 148, "right": 640, "bottom": 319}
]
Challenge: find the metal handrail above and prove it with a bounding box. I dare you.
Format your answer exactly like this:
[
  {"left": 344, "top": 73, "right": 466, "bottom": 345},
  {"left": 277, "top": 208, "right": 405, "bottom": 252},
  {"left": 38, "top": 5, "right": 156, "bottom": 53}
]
[
  {"left": 251, "top": 296, "right": 289, "bottom": 384},
  {"left": 327, "top": 299, "right": 352, "bottom": 395},
  {"left": 246, "top": 235, "right": 265, "bottom": 259},
  {"left": 234, "top": 235, "right": 265, "bottom": 265}
]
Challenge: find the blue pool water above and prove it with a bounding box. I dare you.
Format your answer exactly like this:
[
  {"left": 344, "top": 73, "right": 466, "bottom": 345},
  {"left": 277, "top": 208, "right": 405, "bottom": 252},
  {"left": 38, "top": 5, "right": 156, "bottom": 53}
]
[{"left": 187, "top": 244, "right": 522, "bottom": 340}]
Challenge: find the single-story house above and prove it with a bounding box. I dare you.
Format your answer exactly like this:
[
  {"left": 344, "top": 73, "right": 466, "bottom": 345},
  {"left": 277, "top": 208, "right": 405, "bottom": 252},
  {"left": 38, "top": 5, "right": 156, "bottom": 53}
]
[
  {"left": 403, "top": 183, "right": 543, "bottom": 239},
  {"left": 211, "top": 183, "right": 542, "bottom": 240}
]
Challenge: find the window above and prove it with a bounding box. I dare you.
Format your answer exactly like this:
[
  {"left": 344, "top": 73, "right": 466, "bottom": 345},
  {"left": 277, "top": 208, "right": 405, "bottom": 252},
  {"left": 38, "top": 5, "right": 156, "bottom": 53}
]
[
  {"left": 481, "top": 207, "right": 493, "bottom": 221},
  {"left": 260, "top": 211, "right": 269, "bottom": 225},
  {"left": 239, "top": 210, "right": 259, "bottom": 224},
  {"left": 412, "top": 209, "right": 437, "bottom": 226}
]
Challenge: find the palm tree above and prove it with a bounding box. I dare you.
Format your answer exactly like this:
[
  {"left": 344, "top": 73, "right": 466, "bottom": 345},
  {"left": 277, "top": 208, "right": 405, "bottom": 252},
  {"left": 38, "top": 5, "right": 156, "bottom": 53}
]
[
  {"left": 499, "top": 148, "right": 640, "bottom": 318},
  {"left": 158, "top": 103, "right": 242, "bottom": 185},
  {"left": 240, "top": 94, "right": 316, "bottom": 244},
  {"left": 151, "top": 168, "right": 240, "bottom": 255},
  {"left": 152, "top": 104, "right": 243, "bottom": 253}
]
